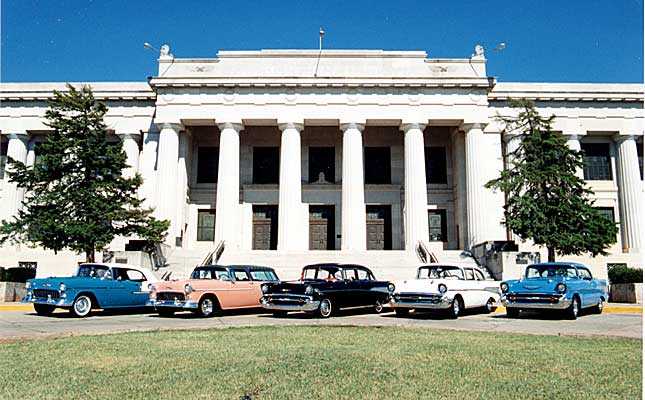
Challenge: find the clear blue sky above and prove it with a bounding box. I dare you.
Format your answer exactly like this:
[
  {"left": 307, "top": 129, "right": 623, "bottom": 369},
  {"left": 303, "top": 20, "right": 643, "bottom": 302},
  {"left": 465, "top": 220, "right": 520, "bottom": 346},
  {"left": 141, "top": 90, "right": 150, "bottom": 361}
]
[{"left": 2, "top": 0, "right": 643, "bottom": 83}]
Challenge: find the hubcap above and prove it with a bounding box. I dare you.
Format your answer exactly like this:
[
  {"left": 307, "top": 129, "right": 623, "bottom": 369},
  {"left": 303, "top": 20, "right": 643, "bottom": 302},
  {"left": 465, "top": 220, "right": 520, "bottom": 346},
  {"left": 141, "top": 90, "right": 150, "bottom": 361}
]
[
  {"left": 573, "top": 299, "right": 579, "bottom": 316},
  {"left": 598, "top": 301, "right": 604, "bottom": 311},
  {"left": 453, "top": 300, "right": 460, "bottom": 315},
  {"left": 487, "top": 300, "right": 494, "bottom": 311},
  {"left": 375, "top": 301, "right": 383, "bottom": 313},
  {"left": 201, "top": 299, "right": 213, "bottom": 315},
  {"left": 320, "top": 300, "right": 331, "bottom": 316},
  {"left": 75, "top": 297, "right": 90, "bottom": 314}
]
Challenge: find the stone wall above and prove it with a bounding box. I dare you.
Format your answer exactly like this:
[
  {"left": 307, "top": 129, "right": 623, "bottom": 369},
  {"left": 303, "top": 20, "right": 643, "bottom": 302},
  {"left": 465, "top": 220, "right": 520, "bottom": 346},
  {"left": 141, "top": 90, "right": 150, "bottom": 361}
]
[{"left": 610, "top": 283, "right": 643, "bottom": 304}]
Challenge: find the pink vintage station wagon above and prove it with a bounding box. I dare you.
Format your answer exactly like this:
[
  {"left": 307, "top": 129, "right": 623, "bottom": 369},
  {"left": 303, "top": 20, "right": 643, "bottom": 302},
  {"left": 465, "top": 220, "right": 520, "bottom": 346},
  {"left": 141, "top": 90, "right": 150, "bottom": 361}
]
[{"left": 147, "top": 265, "right": 279, "bottom": 317}]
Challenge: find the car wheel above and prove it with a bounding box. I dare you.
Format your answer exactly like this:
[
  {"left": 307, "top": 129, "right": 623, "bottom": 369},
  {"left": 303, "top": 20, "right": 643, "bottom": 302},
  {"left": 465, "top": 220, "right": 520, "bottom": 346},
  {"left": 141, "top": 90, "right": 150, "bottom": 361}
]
[
  {"left": 567, "top": 296, "right": 580, "bottom": 320},
  {"left": 317, "top": 298, "right": 333, "bottom": 318},
  {"left": 34, "top": 304, "right": 55, "bottom": 316},
  {"left": 373, "top": 300, "right": 384, "bottom": 314},
  {"left": 485, "top": 298, "right": 497, "bottom": 314},
  {"left": 71, "top": 295, "right": 92, "bottom": 318},
  {"left": 196, "top": 296, "right": 218, "bottom": 318},
  {"left": 272, "top": 311, "right": 288, "bottom": 317},
  {"left": 394, "top": 308, "right": 409, "bottom": 317},
  {"left": 594, "top": 299, "right": 604, "bottom": 314},
  {"left": 448, "top": 297, "right": 462, "bottom": 319},
  {"left": 506, "top": 307, "right": 519, "bottom": 318},
  {"left": 158, "top": 309, "right": 175, "bottom": 317}
]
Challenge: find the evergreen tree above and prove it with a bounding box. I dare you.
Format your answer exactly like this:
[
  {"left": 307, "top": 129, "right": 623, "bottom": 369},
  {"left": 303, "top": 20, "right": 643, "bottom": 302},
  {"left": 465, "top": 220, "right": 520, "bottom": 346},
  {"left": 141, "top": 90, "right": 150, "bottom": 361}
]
[
  {"left": 0, "top": 84, "right": 169, "bottom": 262},
  {"left": 485, "top": 99, "right": 618, "bottom": 262}
]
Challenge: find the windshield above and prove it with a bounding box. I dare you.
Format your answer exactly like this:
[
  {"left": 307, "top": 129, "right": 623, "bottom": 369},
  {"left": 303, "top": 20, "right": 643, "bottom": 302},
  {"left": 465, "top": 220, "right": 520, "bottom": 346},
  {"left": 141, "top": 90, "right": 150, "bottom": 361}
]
[
  {"left": 417, "top": 265, "right": 464, "bottom": 280},
  {"left": 77, "top": 264, "right": 110, "bottom": 278},
  {"left": 526, "top": 264, "right": 577, "bottom": 278},
  {"left": 302, "top": 266, "right": 343, "bottom": 281},
  {"left": 250, "top": 270, "right": 279, "bottom": 281},
  {"left": 190, "top": 267, "right": 230, "bottom": 280}
]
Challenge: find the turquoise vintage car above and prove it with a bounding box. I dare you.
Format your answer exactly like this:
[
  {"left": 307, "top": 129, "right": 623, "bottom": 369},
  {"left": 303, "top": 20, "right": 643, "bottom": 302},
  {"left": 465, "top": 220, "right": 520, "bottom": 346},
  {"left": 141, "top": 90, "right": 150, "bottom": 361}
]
[
  {"left": 500, "top": 262, "right": 607, "bottom": 319},
  {"left": 22, "top": 263, "right": 158, "bottom": 317}
]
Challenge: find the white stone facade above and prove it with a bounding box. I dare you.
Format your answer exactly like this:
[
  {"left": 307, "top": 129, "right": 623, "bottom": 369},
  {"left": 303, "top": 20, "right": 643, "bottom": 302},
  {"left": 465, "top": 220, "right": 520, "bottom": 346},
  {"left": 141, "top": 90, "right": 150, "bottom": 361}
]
[{"left": 0, "top": 50, "right": 642, "bottom": 279}]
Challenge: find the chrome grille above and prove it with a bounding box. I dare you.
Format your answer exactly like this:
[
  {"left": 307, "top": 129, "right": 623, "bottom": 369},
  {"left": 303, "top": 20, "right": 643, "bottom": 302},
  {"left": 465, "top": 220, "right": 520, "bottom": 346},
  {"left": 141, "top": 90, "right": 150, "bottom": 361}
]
[
  {"left": 397, "top": 292, "right": 442, "bottom": 303},
  {"left": 33, "top": 289, "right": 60, "bottom": 299},
  {"left": 156, "top": 292, "right": 185, "bottom": 302},
  {"left": 508, "top": 293, "right": 560, "bottom": 304}
]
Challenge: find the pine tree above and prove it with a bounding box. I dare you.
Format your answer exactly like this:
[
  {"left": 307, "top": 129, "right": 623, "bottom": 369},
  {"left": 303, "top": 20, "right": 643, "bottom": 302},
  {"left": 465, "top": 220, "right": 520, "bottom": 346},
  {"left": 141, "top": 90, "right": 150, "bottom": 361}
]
[
  {"left": 485, "top": 99, "right": 618, "bottom": 262},
  {"left": 0, "top": 84, "right": 169, "bottom": 262}
]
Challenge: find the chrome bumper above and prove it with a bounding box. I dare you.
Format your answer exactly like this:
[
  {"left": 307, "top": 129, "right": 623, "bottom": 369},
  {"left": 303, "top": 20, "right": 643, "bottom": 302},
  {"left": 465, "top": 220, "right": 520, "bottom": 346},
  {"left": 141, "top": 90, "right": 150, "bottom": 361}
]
[
  {"left": 389, "top": 294, "right": 452, "bottom": 310},
  {"left": 22, "top": 294, "right": 72, "bottom": 307},
  {"left": 260, "top": 295, "right": 321, "bottom": 312},
  {"left": 501, "top": 294, "right": 571, "bottom": 310},
  {"left": 147, "top": 300, "right": 199, "bottom": 309}
]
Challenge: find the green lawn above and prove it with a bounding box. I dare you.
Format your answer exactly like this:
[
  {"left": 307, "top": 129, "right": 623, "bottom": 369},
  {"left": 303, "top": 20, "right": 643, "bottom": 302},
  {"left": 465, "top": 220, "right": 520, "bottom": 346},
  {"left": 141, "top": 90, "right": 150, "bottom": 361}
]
[{"left": 0, "top": 326, "right": 641, "bottom": 400}]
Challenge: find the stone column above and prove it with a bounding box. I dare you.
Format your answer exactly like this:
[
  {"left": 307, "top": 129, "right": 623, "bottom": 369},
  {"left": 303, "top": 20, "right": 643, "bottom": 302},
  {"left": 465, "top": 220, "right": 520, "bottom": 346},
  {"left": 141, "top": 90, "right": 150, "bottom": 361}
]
[
  {"left": 464, "top": 123, "right": 489, "bottom": 247},
  {"left": 401, "top": 123, "right": 430, "bottom": 250},
  {"left": 2, "top": 133, "right": 29, "bottom": 220},
  {"left": 215, "top": 123, "right": 243, "bottom": 249},
  {"left": 175, "top": 130, "right": 190, "bottom": 245},
  {"left": 139, "top": 131, "right": 159, "bottom": 209},
  {"left": 154, "top": 123, "right": 182, "bottom": 245},
  {"left": 117, "top": 133, "right": 141, "bottom": 178},
  {"left": 615, "top": 134, "right": 642, "bottom": 252},
  {"left": 277, "top": 123, "right": 305, "bottom": 251},
  {"left": 341, "top": 123, "right": 367, "bottom": 251},
  {"left": 503, "top": 133, "right": 521, "bottom": 171},
  {"left": 564, "top": 134, "right": 585, "bottom": 178}
]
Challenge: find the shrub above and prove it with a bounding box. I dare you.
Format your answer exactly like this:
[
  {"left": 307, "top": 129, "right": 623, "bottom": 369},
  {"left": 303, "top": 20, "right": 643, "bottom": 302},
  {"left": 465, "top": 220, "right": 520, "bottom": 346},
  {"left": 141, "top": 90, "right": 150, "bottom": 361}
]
[{"left": 608, "top": 264, "right": 643, "bottom": 284}]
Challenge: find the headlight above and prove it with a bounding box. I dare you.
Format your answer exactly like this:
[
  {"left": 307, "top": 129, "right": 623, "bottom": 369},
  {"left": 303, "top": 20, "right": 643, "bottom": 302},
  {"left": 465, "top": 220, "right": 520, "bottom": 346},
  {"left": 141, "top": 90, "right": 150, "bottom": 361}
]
[
  {"left": 59, "top": 283, "right": 67, "bottom": 292},
  {"left": 556, "top": 283, "right": 567, "bottom": 293},
  {"left": 148, "top": 283, "right": 154, "bottom": 291},
  {"left": 261, "top": 284, "right": 269, "bottom": 294},
  {"left": 500, "top": 282, "right": 509, "bottom": 293},
  {"left": 25, "top": 282, "right": 32, "bottom": 290},
  {"left": 387, "top": 283, "right": 395, "bottom": 293},
  {"left": 184, "top": 283, "right": 193, "bottom": 293},
  {"left": 304, "top": 285, "right": 314, "bottom": 295},
  {"left": 438, "top": 284, "right": 447, "bottom": 294}
]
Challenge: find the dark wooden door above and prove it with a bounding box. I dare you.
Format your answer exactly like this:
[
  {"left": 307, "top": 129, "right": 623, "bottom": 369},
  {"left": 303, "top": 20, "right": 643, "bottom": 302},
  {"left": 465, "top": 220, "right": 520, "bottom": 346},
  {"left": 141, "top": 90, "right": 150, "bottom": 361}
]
[
  {"left": 252, "top": 205, "right": 278, "bottom": 250},
  {"left": 309, "top": 205, "right": 335, "bottom": 250},
  {"left": 366, "top": 205, "right": 392, "bottom": 250}
]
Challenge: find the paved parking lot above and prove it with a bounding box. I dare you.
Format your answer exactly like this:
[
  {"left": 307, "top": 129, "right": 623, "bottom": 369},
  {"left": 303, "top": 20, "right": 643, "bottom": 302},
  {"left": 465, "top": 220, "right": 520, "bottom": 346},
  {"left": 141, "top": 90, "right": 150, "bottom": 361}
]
[{"left": 0, "top": 305, "right": 641, "bottom": 341}]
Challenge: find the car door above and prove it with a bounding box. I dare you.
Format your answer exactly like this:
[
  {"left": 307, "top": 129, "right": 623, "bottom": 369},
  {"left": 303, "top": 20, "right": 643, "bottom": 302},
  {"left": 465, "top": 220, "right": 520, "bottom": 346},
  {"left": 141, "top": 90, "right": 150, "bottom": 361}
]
[
  {"left": 355, "top": 268, "right": 382, "bottom": 306},
  {"left": 461, "top": 268, "right": 480, "bottom": 307},
  {"left": 228, "top": 268, "right": 257, "bottom": 308},
  {"left": 123, "top": 269, "right": 149, "bottom": 306},
  {"left": 577, "top": 268, "right": 596, "bottom": 307},
  {"left": 102, "top": 267, "right": 130, "bottom": 307}
]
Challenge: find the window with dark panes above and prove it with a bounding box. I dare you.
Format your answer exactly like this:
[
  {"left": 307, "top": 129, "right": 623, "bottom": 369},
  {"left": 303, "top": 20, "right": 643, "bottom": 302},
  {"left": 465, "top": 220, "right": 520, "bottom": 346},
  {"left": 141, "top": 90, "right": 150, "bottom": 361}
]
[
  {"left": 0, "top": 137, "right": 7, "bottom": 179},
  {"left": 197, "top": 147, "right": 218, "bottom": 183},
  {"left": 638, "top": 141, "right": 643, "bottom": 180},
  {"left": 595, "top": 207, "right": 615, "bottom": 224},
  {"left": 425, "top": 146, "right": 447, "bottom": 184},
  {"left": 582, "top": 143, "right": 612, "bottom": 181},
  {"left": 253, "top": 147, "right": 280, "bottom": 184},
  {"left": 308, "top": 147, "right": 335, "bottom": 183},
  {"left": 428, "top": 210, "right": 447, "bottom": 242},
  {"left": 364, "top": 147, "right": 391, "bottom": 184},
  {"left": 197, "top": 209, "right": 216, "bottom": 241}
]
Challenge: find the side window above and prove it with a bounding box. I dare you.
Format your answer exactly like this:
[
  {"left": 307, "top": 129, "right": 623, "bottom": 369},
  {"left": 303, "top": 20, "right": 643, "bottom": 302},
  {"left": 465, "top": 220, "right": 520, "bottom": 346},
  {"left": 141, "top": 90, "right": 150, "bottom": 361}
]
[
  {"left": 344, "top": 269, "right": 357, "bottom": 280},
  {"left": 579, "top": 269, "right": 592, "bottom": 280},
  {"left": 356, "top": 269, "right": 371, "bottom": 280},
  {"left": 126, "top": 269, "right": 145, "bottom": 282},
  {"left": 474, "top": 270, "right": 485, "bottom": 281},
  {"left": 464, "top": 269, "right": 475, "bottom": 280},
  {"left": 111, "top": 268, "right": 126, "bottom": 281},
  {"left": 215, "top": 270, "right": 230, "bottom": 280},
  {"left": 303, "top": 268, "right": 317, "bottom": 280},
  {"left": 232, "top": 270, "right": 251, "bottom": 281}
]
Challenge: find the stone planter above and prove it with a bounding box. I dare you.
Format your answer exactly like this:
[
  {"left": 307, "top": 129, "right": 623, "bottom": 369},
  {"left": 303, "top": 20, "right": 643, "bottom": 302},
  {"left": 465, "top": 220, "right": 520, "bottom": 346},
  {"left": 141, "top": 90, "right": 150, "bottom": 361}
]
[{"left": 610, "top": 283, "right": 643, "bottom": 304}]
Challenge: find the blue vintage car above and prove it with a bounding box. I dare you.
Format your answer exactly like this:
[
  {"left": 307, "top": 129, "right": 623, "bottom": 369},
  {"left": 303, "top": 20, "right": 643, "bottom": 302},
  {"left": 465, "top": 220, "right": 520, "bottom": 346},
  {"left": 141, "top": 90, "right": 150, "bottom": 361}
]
[
  {"left": 22, "top": 263, "right": 159, "bottom": 317},
  {"left": 500, "top": 262, "right": 608, "bottom": 319}
]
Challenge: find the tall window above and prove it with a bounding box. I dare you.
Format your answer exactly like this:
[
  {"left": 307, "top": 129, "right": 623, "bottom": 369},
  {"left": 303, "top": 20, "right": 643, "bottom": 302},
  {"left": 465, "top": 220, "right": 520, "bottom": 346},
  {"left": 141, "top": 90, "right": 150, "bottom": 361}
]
[
  {"left": 582, "top": 143, "right": 612, "bottom": 181},
  {"left": 595, "top": 207, "right": 615, "bottom": 224},
  {"left": 0, "top": 137, "right": 7, "bottom": 179},
  {"left": 638, "top": 141, "right": 643, "bottom": 180},
  {"left": 308, "top": 147, "right": 335, "bottom": 183},
  {"left": 253, "top": 147, "right": 280, "bottom": 184},
  {"left": 428, "top": 210, "right": 447, "bottom": 242},
  {"left": 197, "top": 210, "right": 216, "bottom": 241},
  {"left": 364, "top": 147, "right": 391, "bottom": 184},
  {"left": 197, "top": 147, "right": 218, "bottom": 183},
  {"left": 425, "top": 146, "right": 447, "bottom": 184}
]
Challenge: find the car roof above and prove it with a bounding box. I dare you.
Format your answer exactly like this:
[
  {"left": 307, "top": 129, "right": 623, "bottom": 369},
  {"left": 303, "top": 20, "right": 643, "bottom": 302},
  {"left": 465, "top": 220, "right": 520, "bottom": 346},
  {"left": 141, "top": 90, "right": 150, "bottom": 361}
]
[
  {"left": 200, "top": 264, "right": 275, "bottom": 271},
  {"left": 419, "top": 263, "right": 482, "bottom": 270},
  {"left": 79, "top": 263, "right": 158, "bottom": 281},
  {"left": 528, "top": 262, "right": 587, "bottom": 269}
]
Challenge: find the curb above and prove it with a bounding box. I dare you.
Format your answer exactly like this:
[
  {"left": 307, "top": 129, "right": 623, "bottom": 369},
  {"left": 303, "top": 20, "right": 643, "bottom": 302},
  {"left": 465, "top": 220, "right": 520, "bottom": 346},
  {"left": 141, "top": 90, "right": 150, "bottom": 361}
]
[{"left": 494, "top": 305, "right": 642, "bottom": 314}]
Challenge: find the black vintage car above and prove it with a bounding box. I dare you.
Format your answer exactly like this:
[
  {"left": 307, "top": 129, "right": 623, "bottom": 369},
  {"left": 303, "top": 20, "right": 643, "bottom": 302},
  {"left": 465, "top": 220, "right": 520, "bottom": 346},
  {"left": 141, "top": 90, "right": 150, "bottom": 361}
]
[{"left": 260, "top": 263, "right": 390, "bottom": 318}]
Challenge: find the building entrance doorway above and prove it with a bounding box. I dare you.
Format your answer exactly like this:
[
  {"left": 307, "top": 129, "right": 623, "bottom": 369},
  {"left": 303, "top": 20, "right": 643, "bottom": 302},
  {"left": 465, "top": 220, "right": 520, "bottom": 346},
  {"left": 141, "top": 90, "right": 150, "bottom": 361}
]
[
  {"left": 366, "top": 205, "right": 392, "bottom": 250},
  {"left": 309, "top": 205, "right": 335, "bottom": 250},
  {"left": 252, "top": 205, "right": 278, "bottom": 250}
]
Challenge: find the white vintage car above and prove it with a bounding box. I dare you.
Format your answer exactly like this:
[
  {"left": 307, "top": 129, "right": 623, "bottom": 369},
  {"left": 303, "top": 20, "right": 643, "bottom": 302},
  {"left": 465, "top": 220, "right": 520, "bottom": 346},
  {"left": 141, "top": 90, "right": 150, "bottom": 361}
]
[{"left": 388, "top": 264, "right": 500, "bottom": 318}]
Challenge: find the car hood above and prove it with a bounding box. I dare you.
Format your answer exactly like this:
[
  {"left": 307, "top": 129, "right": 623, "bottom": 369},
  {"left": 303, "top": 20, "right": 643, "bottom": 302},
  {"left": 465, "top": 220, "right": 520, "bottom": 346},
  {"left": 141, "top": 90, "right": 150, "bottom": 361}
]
[{"left": 29, "top": 276, "right": 109, "bottom": 289}]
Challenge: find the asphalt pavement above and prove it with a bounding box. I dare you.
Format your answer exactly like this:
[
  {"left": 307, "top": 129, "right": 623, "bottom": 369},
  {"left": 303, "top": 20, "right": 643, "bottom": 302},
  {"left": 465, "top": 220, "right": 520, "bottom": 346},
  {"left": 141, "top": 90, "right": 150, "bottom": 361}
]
[{"left": 0, "top": 303, "right": 641, "bottom": 342}]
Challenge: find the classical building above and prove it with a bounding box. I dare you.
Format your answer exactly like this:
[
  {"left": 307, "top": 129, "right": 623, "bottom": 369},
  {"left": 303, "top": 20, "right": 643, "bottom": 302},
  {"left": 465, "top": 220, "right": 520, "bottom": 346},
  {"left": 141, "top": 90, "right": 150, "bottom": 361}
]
[{"left": 0, "top": 48, "right": 642, "bottom": 279}]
